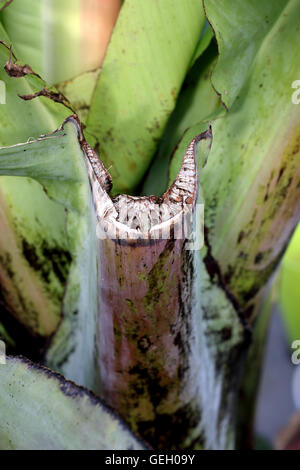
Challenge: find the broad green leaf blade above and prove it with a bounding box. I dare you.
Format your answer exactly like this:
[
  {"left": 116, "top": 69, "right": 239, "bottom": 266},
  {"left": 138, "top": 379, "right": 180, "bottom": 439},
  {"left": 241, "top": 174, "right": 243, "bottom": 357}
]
[
  {"left": 204, "top": 0, "right": 288, "bottom": 109},
  {"left": 201, "top": 0, "right": 300, "bottom": 310},
  {"left": 87, "top": 0, "right": 206, "bottom": 194},
  {"left": 280, "top": 223, "right": 300, "bottom": 342},
  {"left": 0, "top": 118, "right": 100, "bottom": 391},
  {"left": 0, "top": 177, "right": 70, "bottom": 339},
  {"left": 0, "top": 27, "right": 72, "bottom": 345},
  {"left": 0, "top": 26, "right": 68, "bottom": 145},
  {"left": 0, "top": 22, "right": 99, "bottom": 388},
  {"left": 0, "top": 120, "right": 88, "bottom": 211},
  {"left": 0, "top": 357, "right": 146, "bottom": 450},
  {"left": 1, "top": 0, "right": 120, "bottom": 85},
  {"left": 143, "top": 43, "right": 220, "bottom": 196}
]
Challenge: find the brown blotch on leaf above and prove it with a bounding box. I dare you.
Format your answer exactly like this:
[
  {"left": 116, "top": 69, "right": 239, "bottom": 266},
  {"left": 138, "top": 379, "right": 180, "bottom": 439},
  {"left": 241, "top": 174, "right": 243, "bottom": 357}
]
[
  {"left": 237, "top": 230, "right": 245, "bottom": 244},
  {"left": 0, "top": 41, "right": 41, "bottom": 79},
  {"left": 254, "top": 252, "right": 264, "bottom": 264},
  {"left": 5, "top": 61, "right": 41, "bottom": 79}
]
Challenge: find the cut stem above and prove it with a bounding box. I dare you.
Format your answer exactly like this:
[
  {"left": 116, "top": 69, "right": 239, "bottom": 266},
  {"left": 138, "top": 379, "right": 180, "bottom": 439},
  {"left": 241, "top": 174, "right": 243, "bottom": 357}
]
[{"left": 80, "top": 127, "right": 208, "bottom": 449}]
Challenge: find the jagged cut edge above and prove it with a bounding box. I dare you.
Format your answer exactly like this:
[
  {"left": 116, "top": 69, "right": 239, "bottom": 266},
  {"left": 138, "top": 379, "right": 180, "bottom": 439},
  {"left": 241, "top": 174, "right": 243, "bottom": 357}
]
[{"left": 67, "top": 115, "right": 199, "bottom": 240}]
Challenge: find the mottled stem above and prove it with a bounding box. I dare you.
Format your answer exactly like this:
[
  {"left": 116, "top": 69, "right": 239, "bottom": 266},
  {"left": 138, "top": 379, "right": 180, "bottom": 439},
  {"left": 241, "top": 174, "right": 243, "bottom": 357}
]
[
  {"left": 60, "top": 117, "right": 254, "bottom": 450},
  {"left": 80, "top": 121, "right": 206, "bottom": 448}
]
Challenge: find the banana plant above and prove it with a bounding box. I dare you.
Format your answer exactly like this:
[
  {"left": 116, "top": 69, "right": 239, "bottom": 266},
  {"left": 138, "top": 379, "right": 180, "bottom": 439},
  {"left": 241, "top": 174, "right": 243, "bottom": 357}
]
[{"left": 0, "top": 0, "right": 299, "bottom": 450}]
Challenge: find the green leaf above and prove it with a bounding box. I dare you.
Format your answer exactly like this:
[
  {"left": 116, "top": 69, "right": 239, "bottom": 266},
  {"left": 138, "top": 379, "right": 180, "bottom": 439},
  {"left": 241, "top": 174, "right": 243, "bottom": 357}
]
[
  {"left": 0, "top": 177, "right": 70, "bottom": 339},
  {"left": 280, "top": 223, "right": 300, "bottom": 342},
  {"left": 201, "top": 0, "right": 300, "bottom": 306},
  {"left": 0, "top": 356, "right": 146, "bottom": 450},
  {"left": 1, "top": 0, "right": 120, "bottom": 85},
  {"left": 0, "top": 27, "right": 72, "bottom": 344},
  {"left": 0, "top": 27, "right": 68, "bottom": 146},
  {"left": 142, "top": 42, "right": 220, "bottom": 196},
  {"left": 0, "top": 117, "right": 100, "bottom": 391},
  {"left": 0, "top": 118, "right": 90, "bottom": 213},
  {"left": 204, "top": 0, "right": 288, "bottom": 109},
  {"left": 87, "top": 0, "right": 206, "bottom": 194}
]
